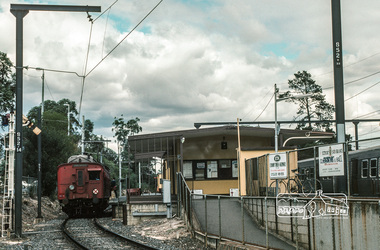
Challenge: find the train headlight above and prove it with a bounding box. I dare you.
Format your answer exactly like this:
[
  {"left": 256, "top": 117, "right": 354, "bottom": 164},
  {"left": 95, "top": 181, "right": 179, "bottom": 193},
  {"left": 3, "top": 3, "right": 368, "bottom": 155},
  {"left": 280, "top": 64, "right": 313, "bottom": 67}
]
[
  {"left": 93, "top": 188, "right": 99, "bottom": 195},
  {"left": 69, "top": 184, "right": 75, "bottom": 191}
]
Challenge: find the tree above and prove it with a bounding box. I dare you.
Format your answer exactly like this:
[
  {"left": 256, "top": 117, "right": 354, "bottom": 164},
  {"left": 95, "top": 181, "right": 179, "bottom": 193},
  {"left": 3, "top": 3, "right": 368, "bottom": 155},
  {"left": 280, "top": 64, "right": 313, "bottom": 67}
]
[
  {"left": 0, "top": 52, "right": 16, "bottom": 162},
  {"left": 280, "top": 70, "right": 335, "bottom": 132},
  {"left": 24, "top": 99, "right": 82, "bottom": 198},
  {"left": 112, "top": 115, "right": 142, "bottom": 144},
  {"left": 112, "top": 115, "right": 142, "bottom": 188},
  {"left": 0, "top": 52, "right": 15, "bottom": 114}
]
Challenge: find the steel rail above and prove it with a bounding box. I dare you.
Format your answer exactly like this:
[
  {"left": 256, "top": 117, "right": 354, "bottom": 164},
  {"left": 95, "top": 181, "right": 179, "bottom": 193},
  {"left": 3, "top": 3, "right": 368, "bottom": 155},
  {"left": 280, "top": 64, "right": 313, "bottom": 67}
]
[{"left": 93, "top": 218, "right": 160, "bottom": 250}]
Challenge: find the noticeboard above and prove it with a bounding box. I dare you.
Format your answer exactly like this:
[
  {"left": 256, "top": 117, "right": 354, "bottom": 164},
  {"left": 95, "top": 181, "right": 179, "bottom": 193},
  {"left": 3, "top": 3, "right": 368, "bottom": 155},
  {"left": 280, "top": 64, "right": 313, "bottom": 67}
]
[
  {"left": 318, "top": 144, "right": 344, "bottom": 177},
  {"left": 269, "top": 152, "right": 287, "bottom": 180}
]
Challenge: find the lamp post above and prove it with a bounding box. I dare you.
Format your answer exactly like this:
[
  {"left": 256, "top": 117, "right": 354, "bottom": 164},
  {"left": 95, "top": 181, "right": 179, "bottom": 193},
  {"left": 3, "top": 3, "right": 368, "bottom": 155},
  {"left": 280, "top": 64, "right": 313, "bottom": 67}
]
[
  {"left": 274, "top": 84, "right": 312, "bottom": 195},
  {"left": 64, "top": 103, "right": 70, "bottom": 136},
  {"left": 180, "top": 136, "right": 185, "bottom": 174}
]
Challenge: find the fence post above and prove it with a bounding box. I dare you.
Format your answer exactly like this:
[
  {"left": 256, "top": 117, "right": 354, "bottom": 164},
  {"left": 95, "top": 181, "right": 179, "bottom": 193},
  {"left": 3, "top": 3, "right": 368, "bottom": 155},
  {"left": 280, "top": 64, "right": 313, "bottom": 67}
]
[
  {"left": 218, "top": 195, "right": 221, "bottom": 241},
  {"left": 177, "top": 173, "right": 181, "bottom": 217},
  {"left": 265, "top": 197, "right": 269, "bottom": 248},
  {"left": 295, "top": 215, "right": 299, "bottom": 249},
  {"left": 205, "top": 195, "right": 208, "bottom": 247},
  {"left": 241, "top": 196, "right": 245, "bottom": 244}
]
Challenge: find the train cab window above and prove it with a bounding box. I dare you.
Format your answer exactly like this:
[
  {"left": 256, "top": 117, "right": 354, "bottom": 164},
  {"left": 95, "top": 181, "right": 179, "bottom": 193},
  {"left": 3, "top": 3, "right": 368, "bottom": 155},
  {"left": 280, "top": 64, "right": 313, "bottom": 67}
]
[
  {"left": 77, "top": 170, "right": 84, "bottom": 186},
  {"left": 370, "top": 158, "right": 377, "bottom": 177},
  {"left": 89, "top": 171, "right": 101, "bottom": 181},
  {"left": 361, "top": 160, "right": 368, "bottom": 178}
]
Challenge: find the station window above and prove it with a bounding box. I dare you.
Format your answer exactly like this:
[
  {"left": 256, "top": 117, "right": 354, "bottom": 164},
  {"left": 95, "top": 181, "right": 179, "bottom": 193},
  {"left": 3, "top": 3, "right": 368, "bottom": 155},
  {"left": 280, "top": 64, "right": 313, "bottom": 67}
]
[
  {"left": 195, "top": 162, "right": 206, "bottom": 180},
  {"left": 219, "top": 160, "right": 232, "bottom": 179},
  {"left": 183, "top": 159, "right": 237, "bottom": 180},
  {"left": 370, "top": 158, "right": 377, "bottom": 177},
  {"left": 183, "top": 161, "right": 193, "bottom": 179},
  {"left": 207, "top": 161, "right": 218, "bottom": 178},
  {"left": 361, "top": 160, "right": 368, "bottom": 178}
]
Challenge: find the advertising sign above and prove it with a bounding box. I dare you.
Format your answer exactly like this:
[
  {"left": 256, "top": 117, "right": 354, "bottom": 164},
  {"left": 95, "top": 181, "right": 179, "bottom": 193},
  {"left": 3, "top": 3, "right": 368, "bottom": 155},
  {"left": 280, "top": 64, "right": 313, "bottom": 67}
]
[
  {"left": 318, "top": 144, "right": 344, "bottom": 177},
  {"left": 269, "top": 152, "right": 287, "bottom": 179}
]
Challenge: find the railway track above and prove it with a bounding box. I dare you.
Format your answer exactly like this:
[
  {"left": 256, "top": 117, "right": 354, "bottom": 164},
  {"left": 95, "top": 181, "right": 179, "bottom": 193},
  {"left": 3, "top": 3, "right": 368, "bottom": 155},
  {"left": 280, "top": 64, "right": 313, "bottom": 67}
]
[{"left": 62, "top": 218, "right": 159, "bottom": 250}]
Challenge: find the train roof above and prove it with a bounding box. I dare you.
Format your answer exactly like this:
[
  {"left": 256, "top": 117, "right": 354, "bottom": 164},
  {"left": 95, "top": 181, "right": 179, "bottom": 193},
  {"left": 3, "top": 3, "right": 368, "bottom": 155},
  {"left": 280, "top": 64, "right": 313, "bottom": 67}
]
[{"left": 68, "top": 155, "right": 96, "bottom": 163}]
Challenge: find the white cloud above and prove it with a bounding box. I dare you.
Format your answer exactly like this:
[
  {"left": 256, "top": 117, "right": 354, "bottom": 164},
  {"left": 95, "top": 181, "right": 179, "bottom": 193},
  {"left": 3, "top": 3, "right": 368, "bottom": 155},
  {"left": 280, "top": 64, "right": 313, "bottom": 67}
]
[{"left": 2, "top": 0, "right": 380, "bottom": 143}]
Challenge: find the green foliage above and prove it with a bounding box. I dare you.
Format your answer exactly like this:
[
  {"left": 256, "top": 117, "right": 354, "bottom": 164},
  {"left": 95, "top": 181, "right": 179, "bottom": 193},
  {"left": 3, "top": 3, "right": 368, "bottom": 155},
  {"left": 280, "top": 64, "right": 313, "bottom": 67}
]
[
  {"left": 0, "top": 52, "right": 15, "bottom": 114},
  {"left": 0, "top": 52, "right": 16, "bottom": 159},
  {"left": 23, "top": 123, "right": 78, "bottom": 197},
  {"left": 112, "top": 115, "right": 145, "bottom": 188}
]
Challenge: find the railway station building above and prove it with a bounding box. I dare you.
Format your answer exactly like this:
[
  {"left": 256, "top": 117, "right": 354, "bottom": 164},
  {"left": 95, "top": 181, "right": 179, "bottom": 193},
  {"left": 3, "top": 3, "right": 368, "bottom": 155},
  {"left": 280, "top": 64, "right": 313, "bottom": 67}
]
[{"left": 128, "top": 125, "right": 333, "bottom": 196}]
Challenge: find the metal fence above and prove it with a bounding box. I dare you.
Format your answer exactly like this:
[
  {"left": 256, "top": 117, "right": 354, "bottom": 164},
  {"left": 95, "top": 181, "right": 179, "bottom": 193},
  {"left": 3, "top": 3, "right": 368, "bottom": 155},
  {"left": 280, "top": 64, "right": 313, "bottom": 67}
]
[
  {"left": 246, "top": 138, "right": 380, "bottom": 198},
  {"left": 177, "top": 138, "right": 380, "bottom": 249}
]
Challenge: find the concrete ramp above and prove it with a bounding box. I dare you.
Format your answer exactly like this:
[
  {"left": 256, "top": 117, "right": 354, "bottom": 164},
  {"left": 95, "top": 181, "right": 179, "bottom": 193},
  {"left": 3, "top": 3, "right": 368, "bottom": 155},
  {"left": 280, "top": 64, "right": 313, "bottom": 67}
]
[{"left": 192, "top": 198, "right": 295, "bottom": 250}]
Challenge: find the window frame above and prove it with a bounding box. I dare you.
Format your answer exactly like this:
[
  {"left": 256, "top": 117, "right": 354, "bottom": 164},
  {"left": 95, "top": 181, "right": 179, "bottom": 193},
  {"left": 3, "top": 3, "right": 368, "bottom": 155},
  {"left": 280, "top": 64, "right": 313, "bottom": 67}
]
[
  {"left": 361, "top": 159, "right": 368, "bottom": 178},
  {"left": 183, "top": 159, "right": 238, "bottom": 180},
  {"left": 369, "top": 158, "right": 377, "bottom": 177}
]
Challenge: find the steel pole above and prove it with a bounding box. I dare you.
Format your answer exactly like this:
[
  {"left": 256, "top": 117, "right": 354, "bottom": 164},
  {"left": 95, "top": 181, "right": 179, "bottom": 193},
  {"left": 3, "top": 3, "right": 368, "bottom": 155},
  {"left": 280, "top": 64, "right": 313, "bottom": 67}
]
[
  {"left": 37, "top": 108, "right": 42, "bottom": 218},
  {"left": 274, "top": 84, "right": 279, "bottom": 196},
  {"left": 331, "top": 0, "right": 346, "bottom": 143},
  {"left": 11, "top": 8, "right": 29, "bottom": 237}
]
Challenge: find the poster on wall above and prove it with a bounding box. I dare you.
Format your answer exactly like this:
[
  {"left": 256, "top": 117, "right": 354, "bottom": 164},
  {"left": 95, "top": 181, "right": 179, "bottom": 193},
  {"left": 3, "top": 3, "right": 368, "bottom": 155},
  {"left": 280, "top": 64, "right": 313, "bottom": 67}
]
[
  {"left": 232, "top": 160, "right": 238, "bottom": 178},
  {"left": 269, "top": 152, "right": 287, "bottom": 179},
  {"left": 318, "top": 144, "right": 344, "bottom": 177},
  {"left": 183, "top": 161, "right": 193, "bottom": 178},
  {"left": 207, "top": 161, "right": 218, "bottom": 178}
]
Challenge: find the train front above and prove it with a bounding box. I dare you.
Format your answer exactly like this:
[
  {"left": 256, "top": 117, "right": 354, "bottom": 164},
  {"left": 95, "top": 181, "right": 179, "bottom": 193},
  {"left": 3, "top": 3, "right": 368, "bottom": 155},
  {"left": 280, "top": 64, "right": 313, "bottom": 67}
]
[{"left": 57, "top": 155, "right": 110, "bottom": 216}]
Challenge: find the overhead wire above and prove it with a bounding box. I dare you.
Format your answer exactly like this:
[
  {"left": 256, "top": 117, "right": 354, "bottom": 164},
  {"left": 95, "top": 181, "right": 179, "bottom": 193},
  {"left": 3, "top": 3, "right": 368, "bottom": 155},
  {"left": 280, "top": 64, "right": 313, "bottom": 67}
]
[
  {"left": 253, "top": 93, "right": 274, "bottom": 122},
  {"left": 85, "top": 0, "right": 164, "bottom": 78},
  {"left": 78, "top": 0, "right": 164, "bottom": 117},
  {"left": 240, "top": 87, "right": 272, "bottom": 120},
  {"left": 345, "top": 80, "right": 380, "bottom": 101}
]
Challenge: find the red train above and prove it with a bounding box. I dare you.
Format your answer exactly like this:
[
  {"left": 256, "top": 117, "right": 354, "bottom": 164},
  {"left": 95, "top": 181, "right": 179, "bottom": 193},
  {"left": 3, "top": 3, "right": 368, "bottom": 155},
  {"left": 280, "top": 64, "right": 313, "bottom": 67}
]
[{"left": 57, "top": 155, "right": 111, "bottom": 216}]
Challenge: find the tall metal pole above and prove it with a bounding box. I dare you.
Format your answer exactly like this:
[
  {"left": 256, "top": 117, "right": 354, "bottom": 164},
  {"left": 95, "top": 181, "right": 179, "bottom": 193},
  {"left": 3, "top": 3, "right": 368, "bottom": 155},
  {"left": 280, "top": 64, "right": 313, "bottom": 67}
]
[
  {"left": 82, "top": 115, "right": 85, "bottom": 154},
  {"left": 274, "top": 84, "right": 279, "bottom": 196},
  {"left": 274, "top": 84, "right": 279, "bottom": 153},
  {"left": 119, "top": 143, "right": 122, "bottom": 196},
  {"left": 10, "top": 3, "right": 101, "bottom": 237},
  {"left": 64, "top": 103, "right": 70, "bottom": 136},
  {"left": 237, "top": 118, "right": 241, "bottom": 196},
  {"left": 331, "top": 0, "right": 346, "bottom": 143},
  {"left": 37, "top": 108, "right": 42, "bottom": 219},
  {"left": 11, "top": 8, "right": 29, "bottom": 238}
]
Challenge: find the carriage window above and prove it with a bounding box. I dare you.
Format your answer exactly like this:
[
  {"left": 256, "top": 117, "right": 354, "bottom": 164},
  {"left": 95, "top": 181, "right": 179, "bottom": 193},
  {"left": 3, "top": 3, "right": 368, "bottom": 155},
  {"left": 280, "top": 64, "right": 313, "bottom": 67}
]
[
  {"left": 89, "top": 171, "right": 101, "bottom": 180},
  {"left": 361, "top": 160, "right": 368, "bottom": 178},
  {"left": 370, "top": 158, "right": 377, "bottom": 177}
]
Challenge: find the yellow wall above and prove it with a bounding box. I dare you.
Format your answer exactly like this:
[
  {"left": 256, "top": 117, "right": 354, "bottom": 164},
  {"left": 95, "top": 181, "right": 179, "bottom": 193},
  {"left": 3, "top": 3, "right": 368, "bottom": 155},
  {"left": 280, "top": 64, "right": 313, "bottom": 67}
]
[
  {"left": 187, "top": 179, "right": 238, "bottom": 195},
  {"left": 239, "top": 149, "right": 298, "bottom": 196}
]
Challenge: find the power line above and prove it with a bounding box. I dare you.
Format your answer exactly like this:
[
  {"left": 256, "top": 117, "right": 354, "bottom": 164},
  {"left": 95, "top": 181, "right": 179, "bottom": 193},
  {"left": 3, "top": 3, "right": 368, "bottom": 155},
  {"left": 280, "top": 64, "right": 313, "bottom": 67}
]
[
  {"left": 240, "top": 87, "right": 272, "bottom": 120},
  {"left": 78, "top": 0, "right": 164, "bottom": 116},
  {"left": 253, "top": 92, "right": 274, "bottom": 122},
  {"left": 345, "top": 80, "right": 380, "bottom": 101},
  {"left": 85, "top": 0, "right": 164, "bottom": 78}
]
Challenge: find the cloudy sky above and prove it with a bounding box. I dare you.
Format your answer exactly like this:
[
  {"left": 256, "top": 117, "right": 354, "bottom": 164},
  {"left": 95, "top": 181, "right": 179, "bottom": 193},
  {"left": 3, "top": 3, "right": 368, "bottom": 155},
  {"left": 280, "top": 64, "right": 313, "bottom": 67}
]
[{"left": 2, "top": 0, "right": 380, "bottom": 149}]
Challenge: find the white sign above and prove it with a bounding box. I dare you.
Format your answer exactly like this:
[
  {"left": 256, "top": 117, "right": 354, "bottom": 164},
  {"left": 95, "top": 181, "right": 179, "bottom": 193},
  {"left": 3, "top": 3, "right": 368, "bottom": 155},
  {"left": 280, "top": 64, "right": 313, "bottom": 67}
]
[
  {"left": 269, "top": 152, "right": 287, "bottom": 179},
  {"left": 318, "top": 144, "right": 344, "bottom": 177}
]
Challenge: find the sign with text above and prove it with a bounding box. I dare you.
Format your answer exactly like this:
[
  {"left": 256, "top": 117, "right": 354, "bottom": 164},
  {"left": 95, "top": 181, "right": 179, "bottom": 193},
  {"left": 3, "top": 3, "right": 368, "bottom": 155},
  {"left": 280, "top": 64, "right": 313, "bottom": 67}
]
[
  {"left": 269, "top": 152, "right": 287, "bottom": 179},
  {"left": 318, "top": 144, "right": 344, "bottom": 177}
]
